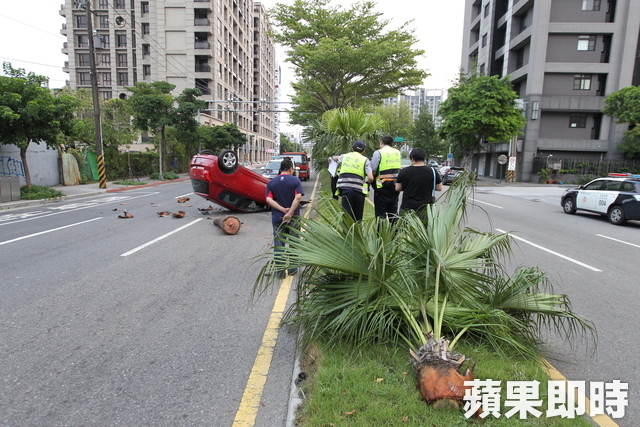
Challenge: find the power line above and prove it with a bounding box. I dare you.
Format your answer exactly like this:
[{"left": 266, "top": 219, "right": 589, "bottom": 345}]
[{"left": 0, "top": 13, "right": 67, "bottom": 40}]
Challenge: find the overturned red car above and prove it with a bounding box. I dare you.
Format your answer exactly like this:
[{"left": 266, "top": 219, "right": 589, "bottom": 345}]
[{"left": 190, "top": 149, "right": 270, "bottom": 213}]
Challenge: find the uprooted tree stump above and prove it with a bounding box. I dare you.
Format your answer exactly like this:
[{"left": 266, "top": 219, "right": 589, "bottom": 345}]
[
  {"left": 410, "top": 332, "right": 474, "bottom": 411},
  {"left": 213, "top": 216, "right": 242, "bottom": 235}
]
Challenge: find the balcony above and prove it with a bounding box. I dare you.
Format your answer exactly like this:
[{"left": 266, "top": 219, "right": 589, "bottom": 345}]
[
  {"left": 194, "top": 18, "right": 210, "bottom": 26},
  {"left": 195, "top": 64, "right": 211, "bottom": 72},
  {"left": 59, "top": 4, "right": 66, "bottom": 17},
  {"left": 195, "top": 41, "right": 211, "bottom": 49}
]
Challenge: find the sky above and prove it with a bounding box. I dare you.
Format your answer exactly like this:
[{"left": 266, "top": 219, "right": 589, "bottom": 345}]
[{"left": 0, "top": 0, "right": 465, "bottom": 107}]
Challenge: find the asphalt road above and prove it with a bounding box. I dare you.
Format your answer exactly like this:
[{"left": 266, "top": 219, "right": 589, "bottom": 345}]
[
  {"left": 0, "top": 178, "right": 313, "bottom": 426},
  {"left": 460, "top": 184, "right": 637, "bottom": 427},
  {"left": 1, "top": 177, "right": 637, "bottom": 426}
]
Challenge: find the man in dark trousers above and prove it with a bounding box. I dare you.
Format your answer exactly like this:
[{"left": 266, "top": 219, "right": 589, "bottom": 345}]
[
  {"left": 334, "top": 140, "right": 374, "bottom": 221},
  {"left": 371, "top": 135, "right": 402, "bottom": 220},
  {"left": 265, "top": 157, "right": 304, "bottom": 278},
  {"left": 395, "top": 148, "right": 443, "bottom": 222}
]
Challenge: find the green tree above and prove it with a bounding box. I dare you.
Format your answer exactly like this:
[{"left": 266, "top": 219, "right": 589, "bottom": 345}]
[
  {"left": 279, "top": 133, "right": 299, "bottom": 154},
  {"left": 198, "top": 122, "right": 246, "bottom": 154},
  {"left": 372, "top": 100, "right": 414, "bottom": 141},
  {"left": 0, "top": 62, "right": 78, "bottom": 188},
  {"left": 60, "top": 88, "right": 137, "bottom": 150},
  {"left": 172, "top": 88, "right": 206, "bottom": 158},
  {"left": 412, "top": 107, "right": 445, "bottom": 160},
  {"left": 602, "top": 86, "right": 640, "bottom": 159},
  {"left": 438, "top": 74, "right": 526, "bottom": 169},
  {"left": 306, "top": 107, "right": 385, "bottom": 169},
  {"left": 126, "top": 81, "right": 176, "bottom": 179},
  {"left": 268, "top": 0, "right": 428, "bottom": 124}
]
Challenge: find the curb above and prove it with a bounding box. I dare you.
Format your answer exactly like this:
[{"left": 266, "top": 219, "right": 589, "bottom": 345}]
[{"left": 106, "top": 177, "right": 190, "bottom": 193}]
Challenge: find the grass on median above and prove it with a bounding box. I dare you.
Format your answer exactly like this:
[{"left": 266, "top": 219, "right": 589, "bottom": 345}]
[
  {"left": 291, "top": 169, "right": 594, "bottom": 427},
  {"left": 295, "top": 340, "right": 593, "bottom": 427}
]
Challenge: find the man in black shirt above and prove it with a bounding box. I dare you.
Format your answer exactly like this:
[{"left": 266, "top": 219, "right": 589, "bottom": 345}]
[{"left": 395, "top": 148, "right": 443, "bottom": 220}]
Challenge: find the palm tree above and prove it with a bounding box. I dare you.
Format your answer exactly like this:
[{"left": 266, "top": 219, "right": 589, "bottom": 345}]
[
  {"left": 305, "top": 107, "right": 385, "bottom": 171},
  {"left": 253, "top": 175, "right": 595, "bottom": 408}
]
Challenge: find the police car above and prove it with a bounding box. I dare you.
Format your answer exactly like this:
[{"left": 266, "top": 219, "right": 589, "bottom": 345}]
[{"left": 560, "top": 174, "right": 640, "bottom": 225}]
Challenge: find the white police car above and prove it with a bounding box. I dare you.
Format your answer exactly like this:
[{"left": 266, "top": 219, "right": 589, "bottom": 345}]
[{"left": 561, "top": 174, "right": 640, "bottom": 225}]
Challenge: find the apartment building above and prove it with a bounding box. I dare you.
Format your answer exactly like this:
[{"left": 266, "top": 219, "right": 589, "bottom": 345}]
[
  {"left": 383, "top": 88, "right": 445, "bottom": 127},
  {"left": 461, "top": 0, "right": 640, "bottom": 181},
  {"left": 59, "top": 0, "right": 278, "bottom": 162}
]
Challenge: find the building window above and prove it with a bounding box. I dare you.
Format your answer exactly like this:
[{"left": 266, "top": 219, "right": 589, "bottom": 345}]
[
  {"left": 519, "top": 10, "right": 528, "bottom": 32},
  {"left": 573, "top": 74, "right": 592, "bottom": 90},
  {"left": 484, "top": 3, "right": 490, "bottom": 17},
  {"left": 481, "top": 33, "right": 487, "bottom": 47},
  {"left": 479, "top": 63, "right": 485, "bottom": 75},
  {"left": 100, "top": 53, "right": 111, "bottom": 66},
  {"left": 101, "top": 72, "right": 112, "bottom": 85},
  {"left": 76, "top": 15, "right": 87, "bottom": 28},
  {"left": 143, "top": 64, "right": 151, "bottom": 76},
  {"left": 218, "top": 62, "right": 222, "bottom": 78},
  {"left": 98, "top": 0, "right": 109, "bottom": 8},
  {"left": 577, "top": 35, "right": 596, "bottom": 51},
  {"left": 117, "top": 53, "right": 128, "bottom": 67},
  {"left": 217, "top": 41, "right": 222, "bottom": 57},
  {"left": 115, "top": 0, "right": 125, "bottom": 9},
  {"left": 582, "top": 0, "right": 601, "bottom": 11},
  {"left": 101, "top": 34, "right": 110, "bottom": 48},
  {"left": 100, "top": 91, "right": 112, "bottom": 100},
  {"left": 569, "top": 113, "right": 588, "bottom": 128},
  {"left": 516, "top": 48, "right": 524, "bottom": 69},
  {"left": 118, "top": 72, "right": 129, "bottom": 86},
  {"left": 141, "top": 1, "right": 150, "bottom": 14},
  {"left": 78, "top": 72, "right": 91, "bottom": 85},
  {"left": 217, "top": 18, "right": 222, "bottom": 36},
  {"left": 142, "top": 44, "right": 150, "bottom": 57},
  {"left": 77, "top": 53, "right": 90, "bottom": 67},
  {"left": 117, "top": 34, "right": 127, "bottom": 47},
  {"left": 142, "top": 23, "right": 150, "bottom": 34},
  {"left": 77, "top": 34, "right": 88, "bottom": 47},
  {"left": 99, "top": 15, "right": 109, "bottom": 29}
]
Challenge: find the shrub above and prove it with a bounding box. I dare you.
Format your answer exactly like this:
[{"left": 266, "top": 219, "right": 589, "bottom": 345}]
[{"left": 20, "top": 186, "right": 65, "bottom": 200}]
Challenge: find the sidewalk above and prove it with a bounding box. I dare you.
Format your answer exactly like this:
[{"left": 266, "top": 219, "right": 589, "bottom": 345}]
[{"left": 0, "top": 175, "right": 191, "bottom": 211}]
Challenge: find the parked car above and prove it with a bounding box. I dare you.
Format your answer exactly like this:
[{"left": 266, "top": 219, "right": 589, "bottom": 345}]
[
  {"left": 428, "top": 160, "right": 439, "bottom": 168},
  {"left": 261, "top": 157, "right": 298, "bottom": 180},
  {"left": 282, "top": 152, "right": 310, "bottom": 181},
  {"left": 561, "top": 174, "right": 640, "bottom": 225},
  {"left": 442, "top": 167, "right": 465, "bottom": 185},
  {"left": 190, "top": 149, "right": 270, "bottom": 213}
]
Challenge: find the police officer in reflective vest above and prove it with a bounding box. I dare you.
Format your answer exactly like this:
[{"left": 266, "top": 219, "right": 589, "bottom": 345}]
[
  {"left": 371, "top": 135, "right": 402, "bottom": 220},
  {"left": 335, "top": 140, "right": 374, "bottom": 221}
]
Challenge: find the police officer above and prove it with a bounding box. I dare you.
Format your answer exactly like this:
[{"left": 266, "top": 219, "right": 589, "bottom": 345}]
[
  {"left": 335, "top": 140, "right": 374, "bottom": 221},
  {"left": 371, "top": 135, "right": 402, "bottom": 220}
]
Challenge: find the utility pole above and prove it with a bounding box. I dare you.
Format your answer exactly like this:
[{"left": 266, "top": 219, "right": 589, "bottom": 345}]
[{"left": 85, "top": 0, "right": 107, "bottom": 188}]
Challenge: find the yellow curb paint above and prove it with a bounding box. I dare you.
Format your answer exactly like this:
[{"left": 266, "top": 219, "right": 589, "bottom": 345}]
[
  {"left": 543, "top": 359, "right": 619, "bottom": 427},
  {"left": 232, "top": 174, "right": 318, "bottom": 427}
]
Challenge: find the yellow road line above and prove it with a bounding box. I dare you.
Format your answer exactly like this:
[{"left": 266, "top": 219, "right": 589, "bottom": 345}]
[
  {"left": 543, "top": 359, "right": 619, "bottom": 427},
  {"left": 232, "top": 174, "right": 318, "bottom": 427}
]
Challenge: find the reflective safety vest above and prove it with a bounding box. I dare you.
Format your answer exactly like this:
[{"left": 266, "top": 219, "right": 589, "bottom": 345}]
[
  {"left": 337, "top": 152, "right": 368, "bottom": 195},
  {"left": 375, "top": 145, "right": 401, "bottom": 187}
]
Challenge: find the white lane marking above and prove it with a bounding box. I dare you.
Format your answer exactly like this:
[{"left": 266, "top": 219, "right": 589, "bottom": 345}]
[
  {"left": 495, "top": 228, "right": 602, "bottom": 272},
  {"left": 175, "top": 192, "right": 194, "bottom": 199},
  {"left": 0, "top": 193, "right": 160, "bottom": 226},
  {"left": 470, "top": 198, "right": 504, "bottom": 209},
  {"left": 121, "top": 219, "right": 202, "bottom": 257},
  {"left": 596, "top": 234, "right": 640, "bottom": 249},
  {"left": 0, "top": 218, "right": 103, "bottom": 246}
]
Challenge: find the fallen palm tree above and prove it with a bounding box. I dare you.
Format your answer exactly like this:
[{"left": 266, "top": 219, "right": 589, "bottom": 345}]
[{"left": 253, "top": 174, "right": 595, "bottom": 413}]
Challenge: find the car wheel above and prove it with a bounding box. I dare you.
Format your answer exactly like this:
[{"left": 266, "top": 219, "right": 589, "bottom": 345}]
[
  {"left": 562, "top": 197, "right": 576, "bottom": 214},
  {"left": 608, "top": 205, "right": 627, "bottom": 225},
  {"left": 199, "top": 149, "right": 215, "bottom": 155},
  {"left": 218, "top": 149, "right": 238, "bottom": 174}
]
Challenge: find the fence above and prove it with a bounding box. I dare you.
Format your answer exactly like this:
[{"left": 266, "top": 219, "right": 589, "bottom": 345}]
[{"left": 533, "top": 157, "right": 640, "bottom": 182}]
